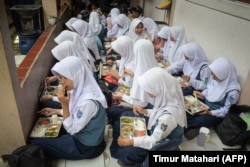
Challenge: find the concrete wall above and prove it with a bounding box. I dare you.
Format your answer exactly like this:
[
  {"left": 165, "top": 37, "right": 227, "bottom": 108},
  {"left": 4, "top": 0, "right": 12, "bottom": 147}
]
[{"left": 0, "top": 1, "right": 70, "bottom": 154}]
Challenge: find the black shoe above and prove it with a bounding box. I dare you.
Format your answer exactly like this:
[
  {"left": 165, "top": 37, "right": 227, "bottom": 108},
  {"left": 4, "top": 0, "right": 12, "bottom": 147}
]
[{"left": 184, "top": 128, "right": 199, "bottom": 140}]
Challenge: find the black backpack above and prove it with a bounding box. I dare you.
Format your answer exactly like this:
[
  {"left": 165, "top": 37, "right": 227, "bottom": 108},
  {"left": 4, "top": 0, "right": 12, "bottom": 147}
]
[
  {"left": 2, "top": 144, "right": 51, "bottom": 167},
  {"left": 216, "top": 104, "right": 250, "bottom": 150}
]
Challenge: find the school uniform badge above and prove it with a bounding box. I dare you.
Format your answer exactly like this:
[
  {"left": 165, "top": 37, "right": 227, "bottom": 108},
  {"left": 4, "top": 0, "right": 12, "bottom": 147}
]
[
  {"left": 77, "top": 110, "right": 83, "bottom": 119},
  {"left": 161, "top": 123, "right": 168, "bottom": 131}
]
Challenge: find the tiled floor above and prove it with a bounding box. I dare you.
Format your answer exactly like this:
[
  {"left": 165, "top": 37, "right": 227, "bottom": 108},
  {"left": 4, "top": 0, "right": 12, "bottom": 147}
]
[{"left": 49, "top": 125, "right": 249, "bottom": 167}]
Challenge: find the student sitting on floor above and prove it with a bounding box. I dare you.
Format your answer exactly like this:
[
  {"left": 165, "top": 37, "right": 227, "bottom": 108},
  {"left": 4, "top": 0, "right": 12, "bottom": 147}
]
[
  {"left": 105, "top": 36, "right": 135, "bottom": 91},
  {"left": 30, "top": 56, "right": 107, "bottom": 160},
  {"left": 156, "top": 25, "right": 187, "bottom": 65},
  {"left": 71, "top": 19, "right": 101, "bottom": 64},
  {"left": 106, "top": 8, "right": 120, "bottom": 39},
  {"left": 107, "top": 39, "right": 159, "bottom": 126},
  {"left": 110, "top": 67, "right": 186, "bottom": 166},
  {"left": 166, "top": 42, "right": 211, "bottom": 96},
  {"left": 185, "top": 57, "right": 241, "bottom": 140},
  {"left": 127, "top": 18, "right": 148, "bottom": 42},
  {"left": 42, "top": 41, "right": 94, "bottom": 109},
  {"left": 54, "top": 30, "right": 96, "bottom": 73},
  {"left": 142, "top": 17, "right": 160, "bottom": 43}
]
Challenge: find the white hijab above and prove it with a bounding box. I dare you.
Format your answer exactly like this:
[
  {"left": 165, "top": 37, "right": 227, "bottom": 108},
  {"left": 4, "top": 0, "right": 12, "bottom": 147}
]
[
  {"left": 65, "top": 17, "right": 79, "bottom": 31},
  {"left": 130, "top": 39, "right": 158, "bottom": 104},
  {"left": 182, "top": 42, "right": 209, "bottom": 78},
  {"left": 142, "top": 17, "right": 159, "bottom": 42},
  {"left": 138, "top": 67, "right": 186, "bottom": 129},
  {"left": 114, "top": 14, "right": 131, "bottom": 37},
  {"left": 54, "top": 30, "right": 96, "bottom": 72},
  {"left": 110, "top": 8, "right": 120, "bottom": 23},
  {"left": 51, "top": 41, "right": 92, "bottom": 71},
  {"left": 51, "top": 57, "right": 107, "bottom": 115},
  {"left": 206, "top": 57, "right": 241, "bottom": 102},
  {"left": 166, "top": 25, "right": 187, "bottom": 64},
  {"left": 107, "top": 8, "right": 120, "bottom": 38},
  {"left": 128, "top": 18, "right": 147, "bottom": 42},
  {"left": 71, "top": 20, "right": 100, "bottom": 60},
  {"left": 111, "top": 36, "right": 135, "bottom": 76},
  {"left": 157, "top": 26, "right": 170, "bottom": 61}
]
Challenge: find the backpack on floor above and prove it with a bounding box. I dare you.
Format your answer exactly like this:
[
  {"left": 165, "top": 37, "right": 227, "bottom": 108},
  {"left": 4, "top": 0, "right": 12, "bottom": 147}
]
[
  {"left": 2, "top": 144, "right": 51, "bottom": 167},
  {"left": 216, "top": 104, "right": 250, "bottom": 150}
]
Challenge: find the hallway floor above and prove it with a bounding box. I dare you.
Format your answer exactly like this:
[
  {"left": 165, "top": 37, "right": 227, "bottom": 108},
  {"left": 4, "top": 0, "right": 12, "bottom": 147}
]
[{"left": 49, "top": 125, "right": 250, "bottom": 167}]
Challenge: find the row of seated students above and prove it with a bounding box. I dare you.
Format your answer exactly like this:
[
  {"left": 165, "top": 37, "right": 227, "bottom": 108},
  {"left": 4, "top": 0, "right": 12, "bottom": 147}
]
[{"left": 28, "top": 2, "right": 241, "bottom": 167}]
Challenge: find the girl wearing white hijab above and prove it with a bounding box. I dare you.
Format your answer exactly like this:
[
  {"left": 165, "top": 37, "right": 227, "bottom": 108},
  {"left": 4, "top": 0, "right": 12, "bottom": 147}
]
[
  {"left": 112, "top": 39, "right": 158, "bottom": 107},
  {"left": 157, "top": 25, "right": 187, "bottom": 64},
  {"left": 155, "top": 26, "right": 170, "bottom": 61},
  {"left": 65, "top": 17, "right": 79, "bottom": 31},
  {"left": 113, "top": 67, "right": 186, "bottom": 166},
  {"left": 167, "top": 42, "right": 211, "bottom": 95},
  {"left": 127, "top": 18, "right": 148, "bottom": 42},
  {"left": 31, "top": 56, "right": 107, "bottom": 160},
  {"left": 71, "top": 20, "right": 101, "bottom": 61},
  {"left": 142, "top": 17, "right": 159, "bottom": 43},
  {"left": 114, "top": 14, "right": 131, "bottom": 39},
  {"left": 54, "top": 30, "right": 96, "bottom": 73},
  {"left": 185, "top": 57, "right": 241, "bottom": 139},
  {"left": 42, "top": 41, "right": 95, "bottom": 109},
  {"left": 106, "top": 8, "right": 120, "bottom": 38},
  {"left": 108, "top": 36, "right": 135, "bottom": 87}
]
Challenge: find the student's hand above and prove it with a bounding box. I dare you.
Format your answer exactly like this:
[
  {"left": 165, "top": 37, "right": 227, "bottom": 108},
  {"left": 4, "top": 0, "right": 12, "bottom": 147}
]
[
  {"left": 199, "top": 109, "right": 212, "bottom": 115},
  {"left": 181, "top": 81, "right": 189, "bottom": 88},
  {"left": 193, "top": 91, "right": 204, "bottom": 99},
  {"left": 45, "top": 76, "right": 57, "bottom": 85},
  {"left": 57, "top": 87, "right": 70, "bottom": 107},
  {"left": 38, "top": 108, "right": 58, "bottom": 116},
  {"left": 112, "top": 92, "right": 123, "bottom": 100},
  {"left": 155, "top": 52, "right": 163, "bottom": 62},
  {"left": 145, "top": 34, "right": 152, "bottom": 41},
  {"left": 40, "top": 95, "right": 53, "bottom": 103},
  {"left": 123, "top": 68, "right": 134, "bottom": 77},
  {"left": 111, "top": 38, "right": 116, "bottom": 42},
  {"left": 133, "top": 105, "right": 148, "bottom": 116},
  {"left": 117, "top": 137, "right": 133, "bottom": 147},
  {"left": 182, "top": 75, "right": 190, "bottom": 82},
  {"left": 108, "top": 70, "right": 120, "bottom": 80}
]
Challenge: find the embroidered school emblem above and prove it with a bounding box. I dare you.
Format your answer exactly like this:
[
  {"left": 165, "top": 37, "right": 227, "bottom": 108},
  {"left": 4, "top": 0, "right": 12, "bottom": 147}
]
[
  {"left": 161, "top": 123, "right": 168, "bottom": 131},
  {"left": 76, "top": 110, "right": 83, "bottom": 119}
]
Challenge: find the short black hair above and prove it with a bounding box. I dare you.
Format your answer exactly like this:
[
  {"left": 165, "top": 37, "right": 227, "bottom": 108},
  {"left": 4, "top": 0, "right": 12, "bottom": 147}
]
[{"left": 130, "top": 6, "right": 143, "bottom": 15}]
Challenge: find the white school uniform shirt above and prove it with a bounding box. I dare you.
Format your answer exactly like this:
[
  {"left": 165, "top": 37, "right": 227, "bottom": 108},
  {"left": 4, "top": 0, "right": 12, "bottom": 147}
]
[
  {"left": 107, "top": 8, "right": 120, "bottom": 38},
  {"left": 114, "top": 14, "right": 131, "bottom": 37},
  {"left": 122, "top": 39, "right": 158, "bottom": 107},
  {"left": 54, "top": 30, "right": 96, "bottom": 72},
  {"left": 133, "top": 67, "right": 186, "bottom": 150},
  {"left": 89, "top": 11, "right": 102, "bottom": 35},
  {"left": 142, "top": 17, "right": 159, "bottom": 42},
  {"left": 167, "top": 42, "right": 211, "bottom": 90},
  {"left": 111, "top": 36, "right": 135, "bottom": 87},
  {"left": 166, "top": 26, "right": 187, "bottom": 64},
  {"left": 127, "top": 18, "right": 148, "bottom": 42},
  {"left": 71, "top": 20, "right": 100, "bottom": 60},
  {"left": 65, "top": 17, "right": 79, "bottom": 31},
  {"left": 51, "top": 57, "right": 107, "bottom": 134}
]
